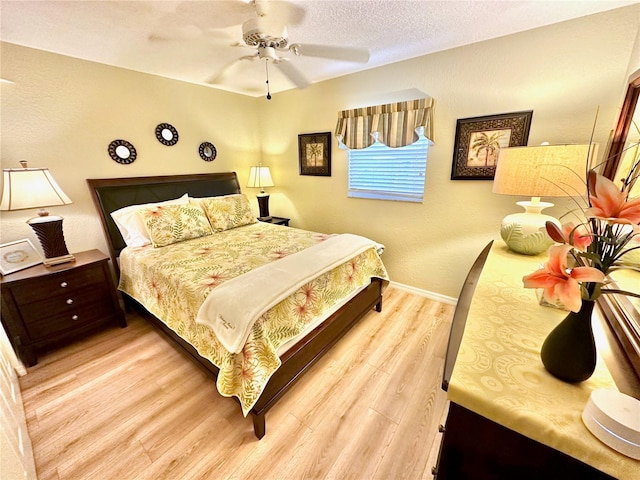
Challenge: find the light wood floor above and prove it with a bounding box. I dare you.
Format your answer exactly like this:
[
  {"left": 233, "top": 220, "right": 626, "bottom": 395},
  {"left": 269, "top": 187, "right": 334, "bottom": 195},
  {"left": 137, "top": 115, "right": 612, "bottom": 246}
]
[{"left": 20, "top": 287, "right": 455, "bottom": 480}]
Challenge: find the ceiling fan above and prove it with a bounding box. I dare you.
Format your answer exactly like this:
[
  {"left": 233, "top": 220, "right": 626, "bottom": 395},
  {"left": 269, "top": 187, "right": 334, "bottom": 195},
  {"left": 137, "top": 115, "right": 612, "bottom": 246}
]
[{"left": 204, "top": 0, "right": 370, "bottom": 98}]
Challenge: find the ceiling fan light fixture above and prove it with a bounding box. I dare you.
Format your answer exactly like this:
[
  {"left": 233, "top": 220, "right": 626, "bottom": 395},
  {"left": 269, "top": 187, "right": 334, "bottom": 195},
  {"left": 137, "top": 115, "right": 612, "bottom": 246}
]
[
  {"left": 242, "top": 17, "right": 288, "bottom": 48},
  {"left": 257, "top": 46, "right": 278, "bottom": 61}
]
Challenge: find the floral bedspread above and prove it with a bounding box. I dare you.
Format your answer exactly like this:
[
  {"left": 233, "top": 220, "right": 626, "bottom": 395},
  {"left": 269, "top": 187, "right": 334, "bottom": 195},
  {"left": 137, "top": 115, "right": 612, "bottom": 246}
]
[{"left": 118, "top": 222, "right": 388, "bottom": 415}]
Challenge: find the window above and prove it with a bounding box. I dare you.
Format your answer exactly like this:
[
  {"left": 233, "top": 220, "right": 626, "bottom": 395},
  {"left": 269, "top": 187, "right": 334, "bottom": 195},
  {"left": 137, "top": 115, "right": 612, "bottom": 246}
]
[{"left": 347, "top": 130, "right": 429, "bottom": 202}]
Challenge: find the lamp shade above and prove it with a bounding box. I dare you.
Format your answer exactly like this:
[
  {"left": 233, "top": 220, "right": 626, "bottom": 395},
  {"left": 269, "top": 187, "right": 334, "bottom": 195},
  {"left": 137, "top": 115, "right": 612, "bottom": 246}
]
[
  {"left": 0, "top": 162, "right": 75, "bottom": 266},
  {"left": 0, "top": 163, "right": 72, "bottom": 211},
  {"left": 246, "top": 166, "right": 274, "bottom": 192},
  {"left": 493, "top": 144, "right": 598, "bottom": 198}
]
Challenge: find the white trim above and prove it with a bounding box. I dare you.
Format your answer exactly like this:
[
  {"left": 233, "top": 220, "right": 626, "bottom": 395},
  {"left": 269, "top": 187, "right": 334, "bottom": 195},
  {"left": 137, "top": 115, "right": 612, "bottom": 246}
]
[
  {"left": 389, "top": 281, "right": 457, "bottom": 305},
  {"left": 0, "top": 325, "right": 26, "bottom": 376}
]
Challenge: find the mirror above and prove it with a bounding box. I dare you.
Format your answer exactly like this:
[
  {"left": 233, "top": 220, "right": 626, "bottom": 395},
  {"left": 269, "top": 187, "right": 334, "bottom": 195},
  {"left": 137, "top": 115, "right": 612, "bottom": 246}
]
[
  {"left": 599, "top": 71, "right": 640, "bottom": 385},
  {"left": 199, "top": 141, "right": 217, "bottom": 162},
  {"left": 108, "top": 139, "right": 137, "bottom": 164},
  {"left": 155, "top": 123, "right": 179, "bottom": 146},
  {"left": 115, "top": 145, "right": 130, "bottom": 158}
]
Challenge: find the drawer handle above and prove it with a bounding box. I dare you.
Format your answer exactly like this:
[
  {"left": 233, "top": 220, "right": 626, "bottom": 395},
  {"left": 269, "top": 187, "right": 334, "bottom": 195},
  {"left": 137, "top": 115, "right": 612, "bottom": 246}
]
[
  {"left": 72, "top": 315, "right": 79, "bottom": 321},
  {"left": 66, "top": 299, "right": 74, "bottom": 305},
  {"left": 60, "top": 282, "right": 68, "bottom": 288}
]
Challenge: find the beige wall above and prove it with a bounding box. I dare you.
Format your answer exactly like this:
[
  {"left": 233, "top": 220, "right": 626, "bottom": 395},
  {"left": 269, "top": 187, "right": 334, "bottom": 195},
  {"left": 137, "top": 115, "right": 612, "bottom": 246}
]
[
  {"left": 625, "top": 15, "right": 640, "bottom": 78},
  {"left": 262, "top": 5, "right": 640, "bottom": 298},
  {"left": 0, "top": 42, "right": 261, "bottom": 258},
  {"left": 1, "top": 5, "right": 639, "bottom": 299}
]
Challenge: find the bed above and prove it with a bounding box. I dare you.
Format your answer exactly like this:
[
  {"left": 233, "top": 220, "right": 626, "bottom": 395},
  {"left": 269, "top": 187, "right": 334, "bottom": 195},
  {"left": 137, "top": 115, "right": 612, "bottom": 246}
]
[{"left": 87, "top": 172, "right": 388, "bottom": 439}]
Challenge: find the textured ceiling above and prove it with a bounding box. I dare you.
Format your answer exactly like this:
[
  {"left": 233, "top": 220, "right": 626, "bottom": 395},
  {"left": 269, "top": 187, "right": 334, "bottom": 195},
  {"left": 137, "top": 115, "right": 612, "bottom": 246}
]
[{"left": 1, "top": 0, "right": 636, "bottom": 97}]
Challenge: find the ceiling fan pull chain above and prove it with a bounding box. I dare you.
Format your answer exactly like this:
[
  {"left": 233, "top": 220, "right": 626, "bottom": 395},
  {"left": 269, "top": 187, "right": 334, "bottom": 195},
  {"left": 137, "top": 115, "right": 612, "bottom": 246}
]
[{"left": 265, "top": 60, "right": 272, "bottom": 100}]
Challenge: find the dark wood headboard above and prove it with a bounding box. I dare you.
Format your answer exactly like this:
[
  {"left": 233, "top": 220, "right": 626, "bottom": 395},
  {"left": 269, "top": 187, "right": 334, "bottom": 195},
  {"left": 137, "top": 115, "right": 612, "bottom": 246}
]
[{"left": 87, "top": 172, "right": 242, "bottom": 274}]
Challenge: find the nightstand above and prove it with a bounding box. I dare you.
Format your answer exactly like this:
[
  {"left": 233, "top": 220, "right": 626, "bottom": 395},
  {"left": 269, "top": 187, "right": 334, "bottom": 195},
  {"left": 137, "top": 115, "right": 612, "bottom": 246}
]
[
  {"left": 259, "top": 216, "right": 290, "bottom": 226},
  {"left": 0, "top": 249, "right": 126, "bottom": 366}
]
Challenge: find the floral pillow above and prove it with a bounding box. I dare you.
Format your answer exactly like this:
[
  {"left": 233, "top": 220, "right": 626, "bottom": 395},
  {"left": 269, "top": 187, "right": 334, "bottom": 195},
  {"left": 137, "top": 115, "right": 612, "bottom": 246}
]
[
  {"left": 139, "top": 203, "right": 213, "bottom": 247},
  {"left": 111, "top": 193, "right": 189, "bottom": 247},
  {"left": 197, "top": 194, "right": 257, "bottom": 232}
]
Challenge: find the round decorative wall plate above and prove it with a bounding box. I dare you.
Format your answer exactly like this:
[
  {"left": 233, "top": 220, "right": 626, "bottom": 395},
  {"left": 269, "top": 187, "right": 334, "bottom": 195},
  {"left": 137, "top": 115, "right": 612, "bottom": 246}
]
[
  {"left": 155, "top": 123, "right": 179, "bottom": 146},
  {"left": 108, "top": 139, "right": 137, "bottom": 164},
  {"left": 199, "top": 141, "right": 217, "bottom": 161}
]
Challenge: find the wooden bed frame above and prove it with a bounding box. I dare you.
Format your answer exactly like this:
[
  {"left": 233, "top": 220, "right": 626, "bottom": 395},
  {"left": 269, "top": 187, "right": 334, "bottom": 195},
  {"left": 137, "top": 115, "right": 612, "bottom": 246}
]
[{"left": 87, "top": 172, "right": 384, "bottom": 439}]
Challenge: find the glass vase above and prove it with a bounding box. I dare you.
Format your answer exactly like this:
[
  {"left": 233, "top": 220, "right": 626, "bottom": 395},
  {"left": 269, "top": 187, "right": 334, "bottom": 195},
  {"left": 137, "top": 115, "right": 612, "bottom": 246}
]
[{"left": 540, "top": 299, "right": 597, "bottom": 383}]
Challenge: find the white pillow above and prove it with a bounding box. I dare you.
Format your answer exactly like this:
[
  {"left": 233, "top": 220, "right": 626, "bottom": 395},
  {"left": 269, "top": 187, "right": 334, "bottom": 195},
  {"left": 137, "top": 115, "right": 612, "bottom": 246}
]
[{"left": 111, "top": 193, "right": 189, "bottom": 247}]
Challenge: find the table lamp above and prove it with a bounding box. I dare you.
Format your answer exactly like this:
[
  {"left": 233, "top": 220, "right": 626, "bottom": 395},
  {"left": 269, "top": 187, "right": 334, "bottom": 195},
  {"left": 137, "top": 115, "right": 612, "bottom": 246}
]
[
  {"left": 492, "top": 144, "right": 597, "bottom": 255},
  {"left": 0, "top": 161, "right": 75, "bottom": 266},
  {"left": 246, "top": 165, "right": 274, "bottom": 220}
]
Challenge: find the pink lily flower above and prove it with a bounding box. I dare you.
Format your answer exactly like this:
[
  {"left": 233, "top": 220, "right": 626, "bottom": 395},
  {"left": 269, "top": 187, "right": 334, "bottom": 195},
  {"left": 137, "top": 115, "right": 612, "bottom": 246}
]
[
  {"left": 586, "top": 171, "right": 640, "bottom": 225},
  {"left": 544, "top": 222, "right": 592, "bottom": 251},
  {"left": 522, "top": 244, "right": 605, "bottom": 312},
  {"left": 562, "top": 222, "right": 593, "bottom": 251}
]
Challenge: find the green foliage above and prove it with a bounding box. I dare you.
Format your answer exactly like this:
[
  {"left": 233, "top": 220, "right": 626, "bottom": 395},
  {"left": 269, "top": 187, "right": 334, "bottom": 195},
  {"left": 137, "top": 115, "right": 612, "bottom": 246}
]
[
  {"left": 501, "top": 223, "right": 553, "bottom": 255},
  {"left": 171, "top": 220, "right": 185, "bottom": 240}
]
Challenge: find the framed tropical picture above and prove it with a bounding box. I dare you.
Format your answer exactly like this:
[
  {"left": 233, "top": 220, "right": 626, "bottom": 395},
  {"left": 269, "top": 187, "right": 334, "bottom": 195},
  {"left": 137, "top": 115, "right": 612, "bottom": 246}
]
[
  {"left": 0, "top": 239, "right": 42, "bottom": 275},
  {"left": 298, "top": 132, "right": 331, "bottom": 176},
  {"left": 451, "top": 111, "right": 533, "bottom": 180}
]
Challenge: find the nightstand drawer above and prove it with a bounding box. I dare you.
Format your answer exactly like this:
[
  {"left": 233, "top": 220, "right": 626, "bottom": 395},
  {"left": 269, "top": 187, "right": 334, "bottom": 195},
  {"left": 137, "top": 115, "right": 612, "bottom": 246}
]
[
  {"left": 11, "top": 266, "right": 104, "bottom": 305},
  {"left": 23, "top": 297, "right": 116, "bottom": 339},
  {"left": 19, "top": 284, "right": 110, "bottom": 327}
]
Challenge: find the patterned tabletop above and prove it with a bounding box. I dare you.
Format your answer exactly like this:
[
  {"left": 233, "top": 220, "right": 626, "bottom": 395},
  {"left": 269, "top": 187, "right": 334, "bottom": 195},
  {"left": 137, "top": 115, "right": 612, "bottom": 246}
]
[{"left": 448, "top": 241, "right": 639, "bottom": 479}]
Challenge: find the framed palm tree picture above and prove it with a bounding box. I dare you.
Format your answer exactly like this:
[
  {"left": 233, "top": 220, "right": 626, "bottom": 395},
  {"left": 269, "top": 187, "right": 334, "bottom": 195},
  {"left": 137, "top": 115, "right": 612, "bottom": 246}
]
[
  {"left": 451, "top": 111, "right": 533, "bottom": 180},
  {"left": 299, "top": 132, "right": 331, "bottom": 176}
]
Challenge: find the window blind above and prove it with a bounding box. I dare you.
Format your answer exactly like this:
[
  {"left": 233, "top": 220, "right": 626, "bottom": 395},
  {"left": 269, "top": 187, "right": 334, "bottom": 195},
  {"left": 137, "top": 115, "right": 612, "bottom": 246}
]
[{"left": 348, "top": 132, "right": 429, "bottom": 202}]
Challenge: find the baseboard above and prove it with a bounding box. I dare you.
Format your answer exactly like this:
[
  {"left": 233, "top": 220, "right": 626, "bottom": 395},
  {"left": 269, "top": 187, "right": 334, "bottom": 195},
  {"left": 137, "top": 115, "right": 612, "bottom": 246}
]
[{"left": 389, "top": 281, "right": 457, "bottom": 305}]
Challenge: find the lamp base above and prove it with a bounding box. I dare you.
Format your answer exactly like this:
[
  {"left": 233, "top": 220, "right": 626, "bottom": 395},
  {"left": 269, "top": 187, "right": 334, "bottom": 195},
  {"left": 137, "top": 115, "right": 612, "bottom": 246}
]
[
  {"left": 43, "top": 254, "right": 76, "bottom": 266},
  {"left": 500, "top": 199, "right": 559, "bottom": 255},
  {"left": 28, "top": 215, "right": 75, "bottom": 266},
  {"left": 257, "top": 193, "right": 270, "bottom": 220}
]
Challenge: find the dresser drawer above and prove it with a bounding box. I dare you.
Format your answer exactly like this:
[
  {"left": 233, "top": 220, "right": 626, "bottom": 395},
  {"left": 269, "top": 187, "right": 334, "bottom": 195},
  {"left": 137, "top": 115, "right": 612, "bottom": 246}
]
[
  {"left": 23, "top": 297, "right": 117, "bottom": 339},
  {"left": 19, "top": 284, "right": 111, "bottom": 328},
  {"left": 10, "top": 266, "right": 105, "bottom": 306}
]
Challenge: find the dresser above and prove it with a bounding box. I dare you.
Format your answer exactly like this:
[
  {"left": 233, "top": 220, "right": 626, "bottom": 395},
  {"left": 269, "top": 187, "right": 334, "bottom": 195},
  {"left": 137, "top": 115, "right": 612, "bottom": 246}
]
[
  {"left": 436, "top": 241, "right": 640, "bottom": 479},
  {"left": 0, "top": 250, "right": 126, "bottom": 366}
]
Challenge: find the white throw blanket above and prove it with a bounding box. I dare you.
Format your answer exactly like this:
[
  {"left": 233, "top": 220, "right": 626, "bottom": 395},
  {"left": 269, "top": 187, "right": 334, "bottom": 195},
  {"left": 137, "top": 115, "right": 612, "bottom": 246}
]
[{"left": 195, "top": 233, "right": 382, "bottom": 354}]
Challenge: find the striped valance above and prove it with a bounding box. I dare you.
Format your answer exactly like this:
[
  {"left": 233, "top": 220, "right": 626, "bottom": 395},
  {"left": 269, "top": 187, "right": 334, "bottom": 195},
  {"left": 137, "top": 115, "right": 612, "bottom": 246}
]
[{"left": 335, "top": 97, "right": 434, "bottom": 149}]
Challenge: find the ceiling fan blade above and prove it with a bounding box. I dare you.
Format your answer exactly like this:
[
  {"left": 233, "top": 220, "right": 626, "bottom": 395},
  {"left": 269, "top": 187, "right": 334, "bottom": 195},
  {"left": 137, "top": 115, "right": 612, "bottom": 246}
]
[
  {"left": 149, "top": 25, "right": 238, "bottom": 45},
  {"left": 169, "top": 0, "right": 304, "bottom": 30},
  {"left": 274, "top": 59, "right": 310, "bottom": 89},
  {"left": 289, "top": 43, "right": 370, "bottom": 63},
  {"left": 205, "top": 55, "right": 256, "bottom": 85},
  {"left": 173, "top": 0, "right": 256, "bottom": 30},
  {"left": 148, "top": 24, "right": 203, "bottom": 42},
  {"left": 205, "top": 65, "right": 235, "bottom": 85},
  {"left": 266, "top": 1, "right": 306, "bottom": 26}
]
